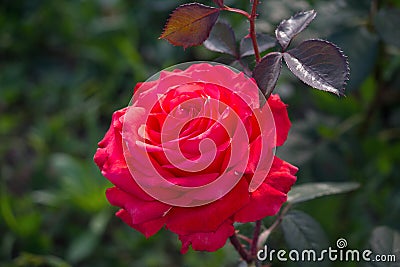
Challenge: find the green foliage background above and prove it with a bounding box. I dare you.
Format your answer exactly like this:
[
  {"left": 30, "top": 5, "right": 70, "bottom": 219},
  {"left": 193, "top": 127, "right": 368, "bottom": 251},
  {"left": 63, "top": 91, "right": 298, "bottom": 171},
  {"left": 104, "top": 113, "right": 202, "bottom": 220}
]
[{"left": 1, "top": 0, "right": 399, "bottom": 266}]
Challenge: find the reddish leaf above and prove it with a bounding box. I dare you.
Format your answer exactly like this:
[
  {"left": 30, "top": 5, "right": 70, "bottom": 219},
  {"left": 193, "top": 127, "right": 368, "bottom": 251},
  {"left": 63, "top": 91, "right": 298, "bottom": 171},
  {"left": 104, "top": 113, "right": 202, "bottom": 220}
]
[
  {"left": 160, "top": 3, "right": 220, "bottom": 49},
  {"left": 212, "top": 0, "right": 224, "bottom": 7}
]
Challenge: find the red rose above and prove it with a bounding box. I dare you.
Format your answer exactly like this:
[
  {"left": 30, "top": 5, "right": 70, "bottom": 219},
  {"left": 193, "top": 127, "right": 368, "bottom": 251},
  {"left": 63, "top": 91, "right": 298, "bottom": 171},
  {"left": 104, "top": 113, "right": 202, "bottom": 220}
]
[{"left": 94, "top": 63, "right": 297, "bottom": 253}]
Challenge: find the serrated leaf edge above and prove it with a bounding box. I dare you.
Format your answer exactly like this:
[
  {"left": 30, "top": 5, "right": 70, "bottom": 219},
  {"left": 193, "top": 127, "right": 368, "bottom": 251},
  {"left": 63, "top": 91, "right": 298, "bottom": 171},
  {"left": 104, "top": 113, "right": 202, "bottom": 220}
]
[
  {"left": 275, "top": 10, "right": 317, "bottom": 50},
  {"left": 284, "top": 39, "right": 349, "bottom": 96},
  {"left": 159, "top": 3, "right": 220, "bottom": 48}
]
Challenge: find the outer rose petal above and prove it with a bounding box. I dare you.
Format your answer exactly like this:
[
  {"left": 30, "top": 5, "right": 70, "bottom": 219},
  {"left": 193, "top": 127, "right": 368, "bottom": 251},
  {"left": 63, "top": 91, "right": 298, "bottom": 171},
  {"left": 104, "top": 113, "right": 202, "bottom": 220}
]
[
  {"left": 179, "top": 221, "right": 235, "bottom": 253},
  {"left": 116, "top": 209, "right": 166, "bottom": 238},
  {"left": 268, "top": 94, "right": 291, "bottom": 146},
  {"left": 265, "top": 156, "right": 298, "bottom": 193},
  {"left": 106, "top": 187, "right": 171, "bottom": 225},
  {"left": 234, "top": 156, "right": 297, "bottom": 222},
  {"left": 166, "top": 179, "right": 249, "bottom": 235},
  {"left": 94, "top": 108, "right": 153, "bottom": 201},
  {"left": 234, "top": 184, "right": 286, "bottom": 222}
]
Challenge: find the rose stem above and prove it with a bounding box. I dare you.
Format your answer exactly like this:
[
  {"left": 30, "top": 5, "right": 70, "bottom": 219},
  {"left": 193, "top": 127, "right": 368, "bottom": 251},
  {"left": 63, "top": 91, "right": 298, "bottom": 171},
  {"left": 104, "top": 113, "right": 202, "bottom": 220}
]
[
  {"left": 237, "top": 233, "right": 253, "bottom": 244},
  {"left": 229, "top": 233, "right": 253, "bottom": 263},
  {"left": 221, "top": 0, "right": 261, "bottom": 63},
  {"left": 251, "top": 220, "right": 262, "bottom": 265},
  {"left": 249, "top": 0, "right": 261, "bottom": 63},
  {"left": 256, "top": 203, "right": 292, "bottom": 249}
]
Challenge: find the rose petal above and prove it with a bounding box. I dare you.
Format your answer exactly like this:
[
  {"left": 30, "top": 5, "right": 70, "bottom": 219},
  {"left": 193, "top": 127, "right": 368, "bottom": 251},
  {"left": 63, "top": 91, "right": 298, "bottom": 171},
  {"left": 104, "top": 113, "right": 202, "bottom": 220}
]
[
  {"left": 179, "top": 220, "right": 235, "bottom": 253},
  {"left": 116, "top": 209, "right": 166, "bottom": 238},
  {"left": 187, "top": 63, "right": 260, "bottom": 108},
  {"left": 234, "top": 183, "right": 286, "bottom": 222},
  {"left": 268, "top": 94, "right": 291, "bottom": 146},
  {"left": 166, "top": 179, "right": 249, "bottom": 235},
  {"left": 165, "top": 173, "right": 220, "bottom": 187},
  {"left": 106, "top": 187, "right": 171, "bottom": 225},
  {"left": 246, "top": 135, "right": 261, "bottom": 174},
  {"left": 265, "top": 156, "right": 298, "bottom": 193},
  {"left": 234, "top": 157, "right": 297, "bottom": 222},
  {"left": 94, "top": 108, "right": 153, "bottom": 201}
]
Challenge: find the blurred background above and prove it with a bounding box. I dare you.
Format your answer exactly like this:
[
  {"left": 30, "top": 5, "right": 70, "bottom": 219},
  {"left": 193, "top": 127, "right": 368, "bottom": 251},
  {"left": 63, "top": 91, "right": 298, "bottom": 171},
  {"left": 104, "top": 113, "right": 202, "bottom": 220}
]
[{"left": 0, "top": 0, "right": 399, "bottom": 266}]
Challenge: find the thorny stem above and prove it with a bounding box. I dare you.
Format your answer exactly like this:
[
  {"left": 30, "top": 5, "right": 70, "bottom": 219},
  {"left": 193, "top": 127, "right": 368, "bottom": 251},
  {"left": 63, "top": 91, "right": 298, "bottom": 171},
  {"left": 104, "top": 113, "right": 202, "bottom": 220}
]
[
  {"left": 230, "top": 204, "right": 292, "bottom": 265},
  {"left": 251, "top": 220, "right": 262, "bottom": 257},
  {"left": 257, "top": 204, "right": 292, "bottom": 249},
  {"left": 230, "top": 233, "right": 252, "bottom": 263},
  {"left": 249, "top": 0, "right": 261, "bottom": 63},
  {"left": 222, "top": 0, "right": 261, "bottom": 63},
  {"left": 251, "top": 220, "right": 262, "bottom": 267}
]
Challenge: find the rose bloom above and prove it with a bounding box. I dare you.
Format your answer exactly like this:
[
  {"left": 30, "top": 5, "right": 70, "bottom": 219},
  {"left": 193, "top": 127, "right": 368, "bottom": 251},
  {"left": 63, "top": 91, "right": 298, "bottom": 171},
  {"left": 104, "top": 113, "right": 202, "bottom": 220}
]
[{"left": 94, "top": 63, "right": 297, "bottom": 253}]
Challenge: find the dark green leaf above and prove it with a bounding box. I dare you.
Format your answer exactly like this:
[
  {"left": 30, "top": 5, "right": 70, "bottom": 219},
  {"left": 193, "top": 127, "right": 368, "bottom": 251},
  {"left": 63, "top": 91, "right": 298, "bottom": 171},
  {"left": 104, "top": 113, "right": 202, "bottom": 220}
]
[
  {"left": 328, "top": 27, "right": 379, "bottom": 91},
  {"left": 282, "top": 210, "right": 329, "bottom": 254},
  {"left": 252, "top": 52, "right": 282, "bottom": 98},
  {"left": 287, "top": 182, "right": 360, "bottom": 204},
  {"left": 160, "top": 3, "right": 220, "bottom": 48},
  {"left": 240, "top": 33, "right": 276, "bottom": 57},
  {"left": 283, "top": 39, "right": 349, "bottom": 95},
  {"left": 374, "top": 8, "right": 400, "bottom": 47},
  {"left": 203, "top": 21, "right": 237, "bottom": 57},
  {"left": 366, "top": 226, "right": 400, "bottom": 267},
  {"left": 276, "top": 10, "right": 317, "bottom": 50}
]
